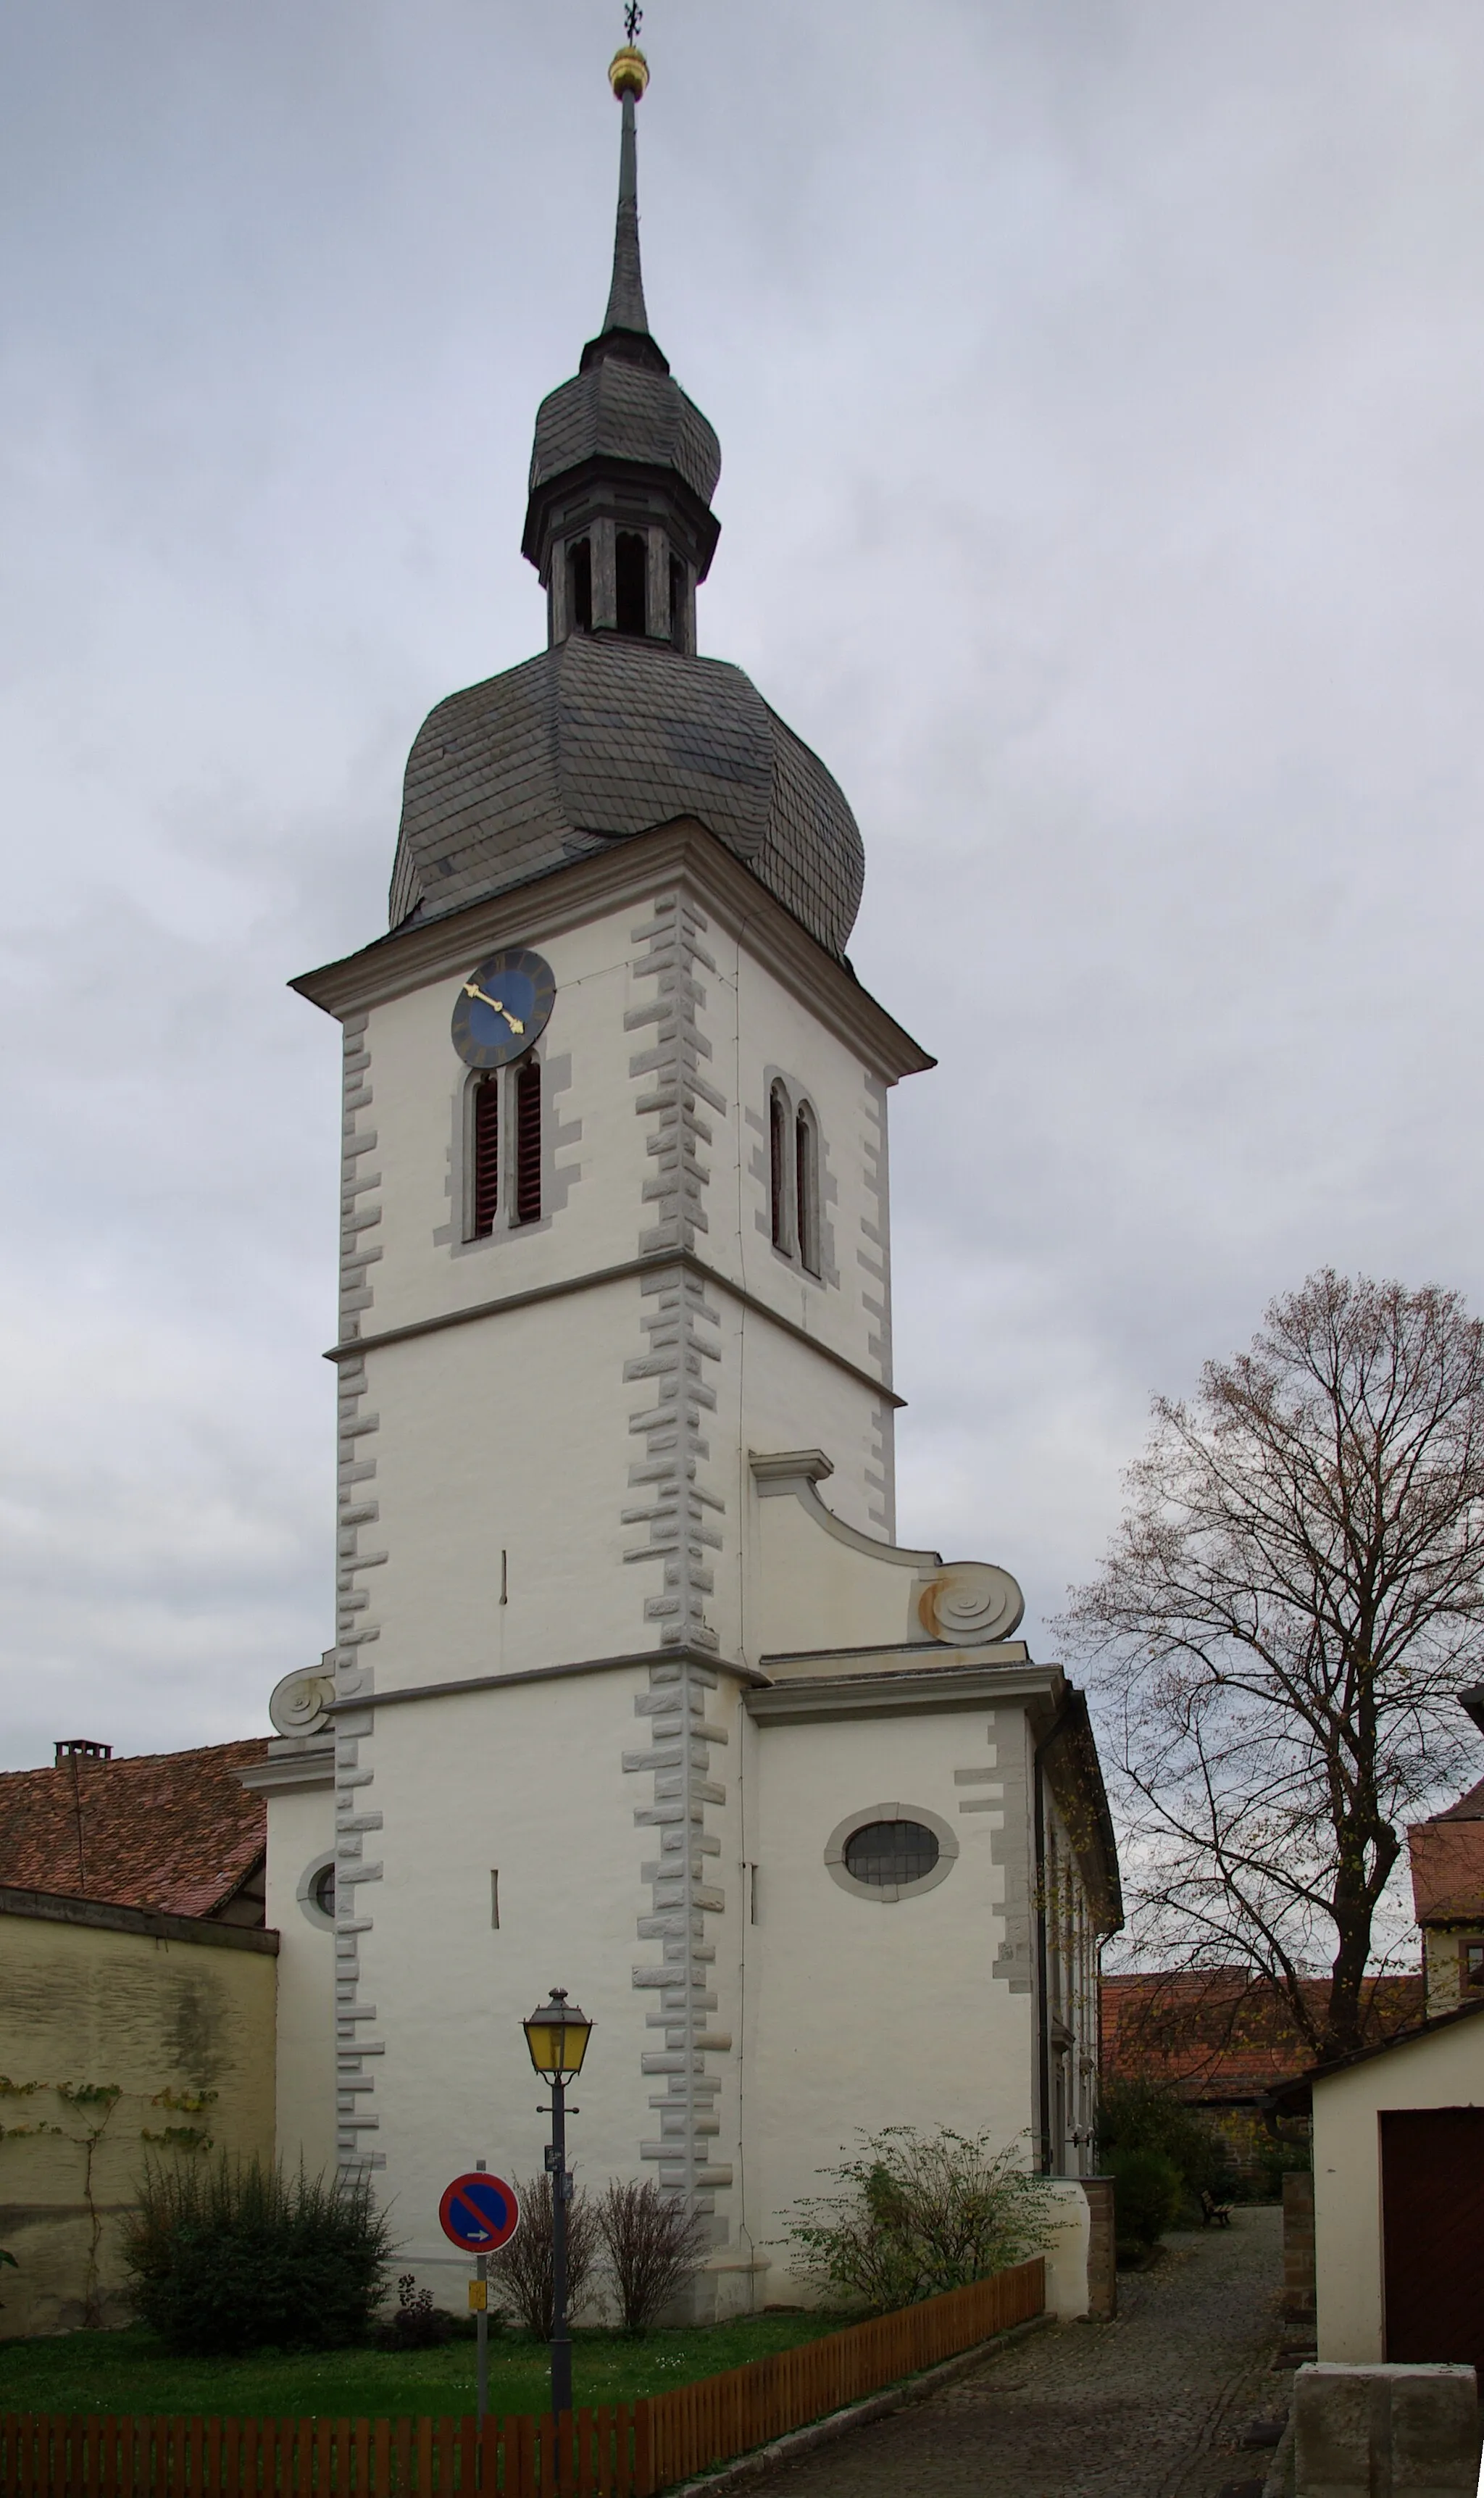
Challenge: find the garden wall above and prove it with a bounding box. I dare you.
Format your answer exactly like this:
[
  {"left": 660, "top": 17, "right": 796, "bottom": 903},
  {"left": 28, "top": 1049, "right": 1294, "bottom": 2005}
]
[{"left": 0, "top": 1889, "right": 277, "bottom": 2338}]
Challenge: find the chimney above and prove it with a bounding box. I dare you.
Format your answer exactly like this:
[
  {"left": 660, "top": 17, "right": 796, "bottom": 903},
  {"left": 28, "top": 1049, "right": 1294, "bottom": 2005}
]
[{"left": 54, "top": 1740, "right": 112, "bottom": 1765}]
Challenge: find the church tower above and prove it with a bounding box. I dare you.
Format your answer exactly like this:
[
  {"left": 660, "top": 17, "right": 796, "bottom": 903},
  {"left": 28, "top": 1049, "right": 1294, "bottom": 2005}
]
[{"left": 254, "top": 47, "right": 1120, "bottom": 2317}]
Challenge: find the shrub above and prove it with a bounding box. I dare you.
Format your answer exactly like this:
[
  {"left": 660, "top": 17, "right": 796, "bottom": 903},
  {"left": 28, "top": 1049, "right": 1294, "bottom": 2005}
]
[
  {"left": 488, "top": 2173, "right": 598, "bottom": 2339},
  {"left": 783, "top": 2126, "right": 1058, "bottom": 2312},
  {"left": 122, "top": 2156, "right": 392, "bottom": 2355},
  {"left": 595, "top": 2178, "right": 708, "bottom": 2334},
  {"left": 1105, "top": 2146, "right": 1182, "bottom": 2258},
  {"left": 374, "top": 2272, "right": 459, "bottom": 2350},
  {"left": 1096, "top": 2079, "right": 1234, "bottom": 2205}
]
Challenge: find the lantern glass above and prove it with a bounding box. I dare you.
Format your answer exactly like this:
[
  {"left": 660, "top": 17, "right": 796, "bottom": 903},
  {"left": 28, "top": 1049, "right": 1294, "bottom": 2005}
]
[{"left": 522, "top": 1990, "right": 593, "bottom": 2081}]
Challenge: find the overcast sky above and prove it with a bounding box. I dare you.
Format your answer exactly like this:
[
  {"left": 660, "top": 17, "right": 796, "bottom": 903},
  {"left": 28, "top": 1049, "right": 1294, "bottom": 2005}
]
[{"left": 3, "top": 0, "right": 1484, "bottom": 1774}]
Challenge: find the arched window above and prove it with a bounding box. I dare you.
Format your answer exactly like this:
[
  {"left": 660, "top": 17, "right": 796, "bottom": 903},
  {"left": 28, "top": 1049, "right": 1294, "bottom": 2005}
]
[
  {"left": 514, "top": 1058, "right": 542, "bottom": 1224},
  {"left": 471, "top": 1074, "right": 499, "bottom": 1238},
  {"left": 567, "top": 537, "right": 593, "bottom": 633},
  {"left": 615, "top": 531, "right": 648, "bottom": 637},
  {"left": 769, "top": 1082, "right": 791, "bottom": 1252},
  {"left": 795, "top": 1099, "right": 820, "bottom": 1277},
  {"left": 668, "top": 554, "right": 687, "bottom": 650}
]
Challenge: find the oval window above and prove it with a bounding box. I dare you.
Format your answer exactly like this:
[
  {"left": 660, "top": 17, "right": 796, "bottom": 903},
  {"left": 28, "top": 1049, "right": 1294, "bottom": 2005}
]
[
  {"left": 843, "top": 1819, "right": 941, "bottom": 1887},
  {"left": 312, "top": 1862, "right": 336, "bottom": 1918}
]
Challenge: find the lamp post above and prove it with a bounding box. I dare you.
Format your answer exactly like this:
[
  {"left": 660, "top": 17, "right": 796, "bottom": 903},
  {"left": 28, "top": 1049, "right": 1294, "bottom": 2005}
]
[{"left": 522, "top": 1987, "right": 593, "bottom": 2423}]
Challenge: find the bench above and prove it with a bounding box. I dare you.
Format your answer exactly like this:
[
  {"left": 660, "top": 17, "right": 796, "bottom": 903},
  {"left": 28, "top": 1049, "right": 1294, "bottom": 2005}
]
[{"left": 1201, "top": 2187, "right": 1233, "bottom": 2228}]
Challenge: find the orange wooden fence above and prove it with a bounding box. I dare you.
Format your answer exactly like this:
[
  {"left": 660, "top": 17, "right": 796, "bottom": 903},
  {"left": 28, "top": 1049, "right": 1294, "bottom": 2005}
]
[{"left": 1, "top": 2256, "right": 1043, "bottom": 2498}]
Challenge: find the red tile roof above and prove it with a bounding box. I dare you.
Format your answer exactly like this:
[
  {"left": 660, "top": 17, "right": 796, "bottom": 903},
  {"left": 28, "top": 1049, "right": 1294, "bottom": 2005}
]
[
  {"left": 0, "top": 1740, "right": 268, "bottom": 1920},
  {"left": 1101, "top": 1968, "right": 1425, "bottom": 2101}
]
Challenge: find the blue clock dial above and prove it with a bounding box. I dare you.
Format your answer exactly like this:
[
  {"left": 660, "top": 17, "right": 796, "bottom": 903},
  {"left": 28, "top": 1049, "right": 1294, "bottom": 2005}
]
[{"left": 450, "top": 947, "right": 556, "bottom": 1071}]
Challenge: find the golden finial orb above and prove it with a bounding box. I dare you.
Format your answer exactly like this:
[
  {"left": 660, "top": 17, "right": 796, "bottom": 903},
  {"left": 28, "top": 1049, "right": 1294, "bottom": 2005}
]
[{"left": 609, "top": 44, "right": 649, "bottom": 100}]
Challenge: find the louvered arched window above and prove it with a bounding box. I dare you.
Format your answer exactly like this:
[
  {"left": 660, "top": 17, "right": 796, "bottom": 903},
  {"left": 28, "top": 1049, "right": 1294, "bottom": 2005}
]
[{"left": 465, "top": 1057, "right": 542, "bottom": 1241}]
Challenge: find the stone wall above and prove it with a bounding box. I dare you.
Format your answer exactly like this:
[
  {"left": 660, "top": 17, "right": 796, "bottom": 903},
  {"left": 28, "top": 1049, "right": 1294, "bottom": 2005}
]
[
  {"left": 0, "top": 1892, "right": 276, "bottom": 2337},
  {"left": 1082, "top": 2176, "right": 1117, "bottom": 2320},
  {"left": 1283, "top": 2167, "right": 1316, "bottom": 2331}
]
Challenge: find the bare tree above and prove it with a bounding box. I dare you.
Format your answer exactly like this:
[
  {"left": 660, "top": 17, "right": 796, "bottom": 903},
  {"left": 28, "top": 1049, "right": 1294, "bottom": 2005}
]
[
  {"left": 1062, "top": 1270, "right": 1484, "bottom": 2059},
  {"left": 488, "top": 2173, "right": 599, "bottom": 2340},
  {"left": 594, "top": 2179, "right": 707, "bottom": 2333}
]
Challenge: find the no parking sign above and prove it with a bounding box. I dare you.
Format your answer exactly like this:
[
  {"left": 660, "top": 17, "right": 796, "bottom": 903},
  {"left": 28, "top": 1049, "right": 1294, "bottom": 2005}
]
[{"left": 438, "top": 2171, "right": 520, "bottom": 2252}]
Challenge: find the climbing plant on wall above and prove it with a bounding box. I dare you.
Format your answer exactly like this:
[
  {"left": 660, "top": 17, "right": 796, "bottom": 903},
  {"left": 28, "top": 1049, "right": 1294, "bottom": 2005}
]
[{"left": 0, "top": 2076, "right": 216, "bottom": 2325}]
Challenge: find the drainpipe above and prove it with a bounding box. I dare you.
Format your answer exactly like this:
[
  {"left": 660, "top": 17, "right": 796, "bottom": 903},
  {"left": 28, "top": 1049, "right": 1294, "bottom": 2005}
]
[
  {"left": 1033, "top": 1696, "right": 1075, "bottom": 2177},
  {"left": 1033, "top": 1746, "right": 1051, "bottom": 2174}
]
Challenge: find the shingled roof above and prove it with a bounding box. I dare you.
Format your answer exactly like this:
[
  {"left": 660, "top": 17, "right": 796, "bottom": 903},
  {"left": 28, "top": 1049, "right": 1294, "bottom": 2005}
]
[
  {"left": 393, "top": 67, "right": 865, "bottom": 969},
  {"left": 388, "top": 633, "right": 866, "bottom": 961},
  {"left": 0, "top": 1740, "right": 268, "bottom": 1921}
]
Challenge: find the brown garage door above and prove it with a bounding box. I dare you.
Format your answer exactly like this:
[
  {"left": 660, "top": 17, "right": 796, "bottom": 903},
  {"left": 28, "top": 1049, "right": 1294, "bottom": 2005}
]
[{"left": 1380, "top": 2107, "right": 1484, "bottom": 2368}]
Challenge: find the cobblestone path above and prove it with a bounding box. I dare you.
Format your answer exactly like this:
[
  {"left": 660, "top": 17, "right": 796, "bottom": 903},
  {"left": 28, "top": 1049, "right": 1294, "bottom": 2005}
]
[{"left": 752, "top": 2207, "right": 1287, "bottom": 2498}]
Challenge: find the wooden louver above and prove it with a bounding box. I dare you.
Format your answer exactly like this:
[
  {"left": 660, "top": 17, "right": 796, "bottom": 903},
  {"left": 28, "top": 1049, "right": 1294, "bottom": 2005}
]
[
  {"left": 471, "top": 1075, "right": 499, "bottom": 1237},
  {"left": 514, "top": 1059, "right": 542, "bottom": 1224}
]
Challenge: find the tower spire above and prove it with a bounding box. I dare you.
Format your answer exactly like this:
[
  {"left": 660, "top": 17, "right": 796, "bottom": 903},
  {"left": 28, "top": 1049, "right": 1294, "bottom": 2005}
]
[
  {"left": 581, "top": 36, "right": 669, "bottom": 373},
  {"left": 601, "top": 68, "right": 649, "bottom": 338}
]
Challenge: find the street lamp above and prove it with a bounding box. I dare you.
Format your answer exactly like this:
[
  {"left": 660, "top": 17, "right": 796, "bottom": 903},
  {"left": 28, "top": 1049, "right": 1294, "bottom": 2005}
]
[{"left": 522, "top": 1988, "right": 593, "bottom": 2422}]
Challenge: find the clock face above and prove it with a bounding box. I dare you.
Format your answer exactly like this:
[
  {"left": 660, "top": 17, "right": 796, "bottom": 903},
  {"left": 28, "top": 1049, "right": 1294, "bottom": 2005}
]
[{"left": 450, "top": 947, "right": 556, "bottom": 1071}]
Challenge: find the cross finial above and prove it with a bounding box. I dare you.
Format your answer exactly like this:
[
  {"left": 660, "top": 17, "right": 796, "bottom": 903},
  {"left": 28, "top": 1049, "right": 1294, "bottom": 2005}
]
[{"left": 624, "top": 3, "right": 642, "bottom": 41}]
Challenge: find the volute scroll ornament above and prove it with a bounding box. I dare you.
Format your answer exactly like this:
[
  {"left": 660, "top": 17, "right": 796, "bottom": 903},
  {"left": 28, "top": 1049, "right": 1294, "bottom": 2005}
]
[
  {"left": 917, "top": 1562, "right": 1025, "bottom": 1646},
  {"left": 269, "top": 1667, "right": 336, "bottom": 1738}
]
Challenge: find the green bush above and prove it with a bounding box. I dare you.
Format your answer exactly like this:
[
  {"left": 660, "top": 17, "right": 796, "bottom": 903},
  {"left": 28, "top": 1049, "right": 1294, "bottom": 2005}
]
[
  {"left": 122, "top": 2156, "right": 393, "bottom": 2355},
  {"left": 1105, "top": 2146, "right": 1182, "bottom": 2257},
  {"left": 783, "top": 2126, "right": 1058, "bottom": 2312},
  {"left": 1096, "top": 2079, "right": 1234, "bottom": 2205}
]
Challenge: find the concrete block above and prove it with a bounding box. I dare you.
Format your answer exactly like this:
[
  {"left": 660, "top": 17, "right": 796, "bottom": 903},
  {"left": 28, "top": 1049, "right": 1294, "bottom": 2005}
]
[{"left": 1294, "top": 2361, "right": 1478, "bottom": 2497}]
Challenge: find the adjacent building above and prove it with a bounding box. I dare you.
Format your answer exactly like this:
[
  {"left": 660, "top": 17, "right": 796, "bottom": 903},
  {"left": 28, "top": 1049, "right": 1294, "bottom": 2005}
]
[{"left": 0, "top": 1739, "right": 277, "bottom": 2336}]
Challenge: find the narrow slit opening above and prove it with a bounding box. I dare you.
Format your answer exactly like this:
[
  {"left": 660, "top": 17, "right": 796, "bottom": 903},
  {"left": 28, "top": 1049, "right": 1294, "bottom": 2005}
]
[
  {"left": 615, "top": 531, "right": 648, "bottom": 636},
  {"left": 567, "top": 538, "right": 593, "bottom": 633}
]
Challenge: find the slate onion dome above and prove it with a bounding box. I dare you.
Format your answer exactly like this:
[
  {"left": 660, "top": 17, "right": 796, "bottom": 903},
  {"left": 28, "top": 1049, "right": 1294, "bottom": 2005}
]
[{"left": 388, "top": 53, "right": 865, "bottom": 962}]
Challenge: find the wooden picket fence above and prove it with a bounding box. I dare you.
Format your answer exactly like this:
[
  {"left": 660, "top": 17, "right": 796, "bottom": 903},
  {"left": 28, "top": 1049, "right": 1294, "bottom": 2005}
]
[{"left": 1, "top": 2257, "right": 1043, "bottom": 2498}]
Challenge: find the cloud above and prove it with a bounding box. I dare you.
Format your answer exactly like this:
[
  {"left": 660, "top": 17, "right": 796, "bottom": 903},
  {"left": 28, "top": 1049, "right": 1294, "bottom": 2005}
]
[{"left": 2, "top": 0, "right": 1483, "bottom": 1762}]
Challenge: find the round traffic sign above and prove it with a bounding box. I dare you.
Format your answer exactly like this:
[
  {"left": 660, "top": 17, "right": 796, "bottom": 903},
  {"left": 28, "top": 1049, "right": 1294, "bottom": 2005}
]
[{"left": 438, "top": 2172, "right": 520, "bottom": 2253}]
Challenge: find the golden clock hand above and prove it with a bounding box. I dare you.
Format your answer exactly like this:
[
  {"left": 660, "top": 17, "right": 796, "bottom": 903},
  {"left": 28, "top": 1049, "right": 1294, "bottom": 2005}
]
[{"left": 462, "top": 981, "right": 525, "bottom": 1035}]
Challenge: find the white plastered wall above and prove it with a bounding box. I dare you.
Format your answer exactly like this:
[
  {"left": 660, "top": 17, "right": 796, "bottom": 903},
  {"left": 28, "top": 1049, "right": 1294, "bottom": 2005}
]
[
  {"left": 362, "top": 1282, "right": 650, "bottom": 1688},
  {"left": 264, "top": 1782, "right": 337, "bottom": 2180},
  {"left": 341, "top": 1666, "right": 747, "bottom": 2297},
  {"left": 1311, "top": 2015, "right": 1484, "bottom": 2360},
  {"left": 741, "top": 1703, "right": 1037, "bottom": 2305}
]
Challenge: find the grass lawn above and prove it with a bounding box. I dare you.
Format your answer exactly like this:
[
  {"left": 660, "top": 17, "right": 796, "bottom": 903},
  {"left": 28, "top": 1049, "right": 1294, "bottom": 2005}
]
[{"left": 0, "top": 2315, "right": 849, "bottom": 2422}]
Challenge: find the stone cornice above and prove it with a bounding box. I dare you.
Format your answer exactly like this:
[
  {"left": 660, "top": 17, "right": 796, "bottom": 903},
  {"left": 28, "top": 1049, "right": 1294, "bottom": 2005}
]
[
  {"left": 746, "top": 1661, "right": 1064, "bottom": 1724},
  {"left": 238, "top": 1739, "right": 335, "bottom": 1797},
  {"left": 325, "top": 1644, "right": 771, "bottom": 1716},
  {"left": 0, "top": 1884, "right": 280, "bottom": 1954},
  {"left": 291, "top": 819, "right": 934, "bottom": 1086},
  {"left": 322, "top": 1249, "right": 906, "bottom": 1410}
]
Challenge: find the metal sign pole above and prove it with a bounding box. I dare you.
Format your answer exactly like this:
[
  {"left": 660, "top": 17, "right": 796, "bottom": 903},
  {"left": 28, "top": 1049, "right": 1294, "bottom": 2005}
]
[
  {"left": 475, "top": 2160, "right": 490, "bottom": 2427},
  {"left": 549, "top": 2078, "right": 572, "bottom": 2421}
]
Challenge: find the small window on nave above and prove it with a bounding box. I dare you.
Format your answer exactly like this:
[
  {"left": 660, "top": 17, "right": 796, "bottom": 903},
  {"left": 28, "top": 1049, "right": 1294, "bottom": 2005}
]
[
  {"left": 769, "top": 1081, "right": 790, "bottom": 1253},
  {"left": 796, "top": 1099, "right": 820, "bottom": 1277}
]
